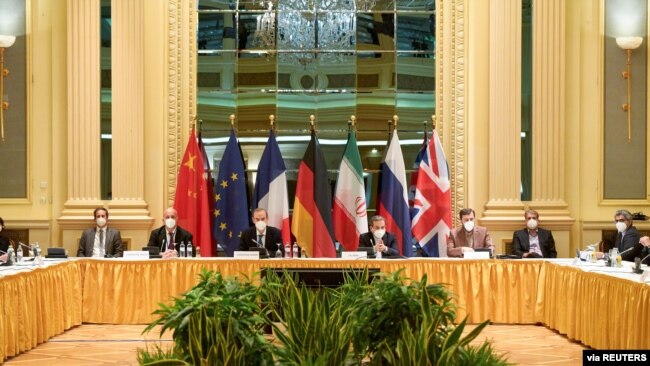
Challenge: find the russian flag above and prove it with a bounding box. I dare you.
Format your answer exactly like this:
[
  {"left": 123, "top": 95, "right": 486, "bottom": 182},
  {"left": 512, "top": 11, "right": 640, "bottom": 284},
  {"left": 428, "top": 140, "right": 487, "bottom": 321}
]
[
  {"left": 377, "top": 130, "right": 412, "bottom": 256},
  {"left": 253, "top": 129, "right": 291, "bottom": 245}
]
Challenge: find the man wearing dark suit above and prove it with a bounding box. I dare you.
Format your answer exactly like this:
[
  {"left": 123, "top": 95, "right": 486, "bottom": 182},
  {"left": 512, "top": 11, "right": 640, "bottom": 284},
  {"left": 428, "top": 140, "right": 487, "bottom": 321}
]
[
  {"left": 77, "top": 207, "right": 124, "bottom": 257},
  {"left": 147, "top": 207, "right": 194, "bottom": 258},
  {"left": 447, "top": 208, "right": 494, "bottom": 257},
  {"left": 612, "top": 209, "right": 642, "bottom": 262},
  {"left": 512, "top": 209, "right": 557, "bottom": 258},
  {"left": 239, "top": 208, "right": 284, "bottom": 257},
  {"left": 0, "top": 217, "right": 10, "bottom": 264},
  {"left": 358, "top": 215, "right": 399, "bottom": 257}
]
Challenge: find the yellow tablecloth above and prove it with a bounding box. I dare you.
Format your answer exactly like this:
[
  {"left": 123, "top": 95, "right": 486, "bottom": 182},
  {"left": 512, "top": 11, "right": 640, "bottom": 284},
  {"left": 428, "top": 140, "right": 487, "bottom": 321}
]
[
  {"left": 538, "top": 263, "right": 650, "bottom": 349},
  {"left": 78, "top": 258, "right": 542, "bottom": 325},
  {"left": 3, "top": 258, "right": 649, "bottom": 363},
  {"left": 0, "top": 261, "right": 82, "bottom": 362}
]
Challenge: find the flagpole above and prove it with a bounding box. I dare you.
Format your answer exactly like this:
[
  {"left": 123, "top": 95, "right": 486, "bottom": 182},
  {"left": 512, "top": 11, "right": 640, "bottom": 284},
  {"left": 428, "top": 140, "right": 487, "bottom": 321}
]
[
  {"left": 349, "top": 115, "right": 356, "bottom": 132},
  {"left": 309, "top": 114, "right": 316, "bottom": 132},
  {"left": 190, "top": 115, "right": 197, "bottom": 131},
  {"left": 269, "top": 114, "right": 276, "bottom": 131},
  {"left": 432, "top": 115, "right": 436, "bottom": 131},
  {"left": 229, "top": 114, "right": 236, "bottom": 130}
]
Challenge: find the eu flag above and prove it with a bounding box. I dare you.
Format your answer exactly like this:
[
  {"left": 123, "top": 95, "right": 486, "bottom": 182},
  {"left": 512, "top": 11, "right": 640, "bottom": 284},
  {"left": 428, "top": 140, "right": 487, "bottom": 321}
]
[{"left": 213, "top": 129, "right": 249, "bottom": 256}]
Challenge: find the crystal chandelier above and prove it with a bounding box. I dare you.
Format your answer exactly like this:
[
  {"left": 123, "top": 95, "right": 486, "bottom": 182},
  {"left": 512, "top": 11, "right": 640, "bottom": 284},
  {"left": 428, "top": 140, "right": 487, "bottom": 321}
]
[{"left": 252, "top": 0, "right": 376, "bottom": 65}]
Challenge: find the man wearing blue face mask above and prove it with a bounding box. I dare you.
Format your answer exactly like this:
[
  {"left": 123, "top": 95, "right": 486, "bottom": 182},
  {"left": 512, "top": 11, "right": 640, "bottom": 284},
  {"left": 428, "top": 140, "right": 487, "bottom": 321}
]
[
  {"left": 77, "top": 207, "right": 124, "bottom": 257},
  {"left": 358, "top": 215, "right": 399, "bottom": 257},
  {"left": 147, "top": 207, "right": 193, "bottom": 258},
  {"left": 447, "top": 208, "right": 494, "bottom": 257}
]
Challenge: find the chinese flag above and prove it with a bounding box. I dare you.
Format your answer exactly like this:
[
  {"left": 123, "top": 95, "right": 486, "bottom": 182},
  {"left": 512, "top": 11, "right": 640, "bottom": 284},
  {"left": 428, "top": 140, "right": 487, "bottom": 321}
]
[{"left": 173, "top": 127, "right": 212, "bottom": 256}]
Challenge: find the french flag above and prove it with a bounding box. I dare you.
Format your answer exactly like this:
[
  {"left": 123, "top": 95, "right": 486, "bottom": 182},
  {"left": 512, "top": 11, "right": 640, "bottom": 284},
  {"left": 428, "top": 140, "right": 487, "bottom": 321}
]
[
  {"left": 253, "top": 129, "right": 291, "bottom": 245},
  {"left": 377, "top": 130, "right": 412, "bottom": 256}
]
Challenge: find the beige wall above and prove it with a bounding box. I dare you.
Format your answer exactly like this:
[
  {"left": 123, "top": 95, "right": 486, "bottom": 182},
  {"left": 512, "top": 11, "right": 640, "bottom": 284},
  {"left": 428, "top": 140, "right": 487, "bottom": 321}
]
[{"left": 0, "top": 0, "right": 648, "bottom": 257}]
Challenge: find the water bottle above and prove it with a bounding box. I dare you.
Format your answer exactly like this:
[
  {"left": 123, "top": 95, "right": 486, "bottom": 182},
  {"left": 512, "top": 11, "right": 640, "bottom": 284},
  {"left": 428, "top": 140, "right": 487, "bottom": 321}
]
[
  {"left": 375, "top": 248, "right": 382, "bottom": 259},
  {"left": 16, "top": 245, "right": 23, "bottom": 263},
  {"left": 195, "top": 246, "right": 201, "bottom": 258},
  {"left": 34, "top": 242, "right": 42, "bottom": 264},
  {"left": 179, "top": 241, "right": 186, "bottom": 258},
  {"left": 610, "top": 248, "right": 619, "bottom": 267},
  {"left": 292, "top": 243, "right": 299, "bottom": 258},
  {"left": 284, "top": 244, "right": 291, "bottom": 258},
  {"left": 186, "top": 241, "right": 193, "bottom": 258},
  {"left": 7, "top": 246, "right": 15, "bottom": 265}
]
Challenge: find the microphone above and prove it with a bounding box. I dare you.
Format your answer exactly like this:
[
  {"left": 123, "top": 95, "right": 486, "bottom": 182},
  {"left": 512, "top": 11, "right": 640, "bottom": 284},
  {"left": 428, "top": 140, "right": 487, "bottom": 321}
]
[{"left": 640, "top": 252, "right": 650, "bottom": 266}]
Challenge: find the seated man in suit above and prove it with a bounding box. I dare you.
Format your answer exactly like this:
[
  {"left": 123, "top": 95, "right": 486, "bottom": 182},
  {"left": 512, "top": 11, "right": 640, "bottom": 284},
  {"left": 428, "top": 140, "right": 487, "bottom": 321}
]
[
  {"left": 147, "top": 207, "right": 194, "bottom": 258},
  {"left": 512, "top": 209, "right": 557, "bottom": 258},
  {"left": 597, "top": 209, "right": 643, "bottom": 262},
  {"left": 0, "top": 217, "right": 9, "bottom": 264},
  {"left": 77, "top": 207, "right": 124, "bottom": 257},
  {"left": 358, "top": 215, "right": 399, "bottom": 257},
  {"left": 447, "top": 208, "right": 494, "bottom": 257},
  {"left": 239, "top": 208, "right": 283, "bottom": 257}
]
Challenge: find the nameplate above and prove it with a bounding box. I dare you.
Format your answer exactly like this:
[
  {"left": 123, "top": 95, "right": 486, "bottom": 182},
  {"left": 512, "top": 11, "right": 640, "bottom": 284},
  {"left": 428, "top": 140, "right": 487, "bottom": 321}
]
[
  {"left": 463, "top": 251, "right": 491, "bottom": 259},
  {"left": 123, "top": 251, "right": 150, "bottom": 260},
  {"left": 342, "top": 251, "right": 367, "bottom": 259},
  {"left": 234, "top": 251, "right": 260, "bottom": 259}
]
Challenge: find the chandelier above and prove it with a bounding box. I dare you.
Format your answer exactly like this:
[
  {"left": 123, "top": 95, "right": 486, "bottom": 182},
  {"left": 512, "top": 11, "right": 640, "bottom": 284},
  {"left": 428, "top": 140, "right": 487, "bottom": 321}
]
[{"left": 251, "top": 0, "right": 377, "bottom": 65}]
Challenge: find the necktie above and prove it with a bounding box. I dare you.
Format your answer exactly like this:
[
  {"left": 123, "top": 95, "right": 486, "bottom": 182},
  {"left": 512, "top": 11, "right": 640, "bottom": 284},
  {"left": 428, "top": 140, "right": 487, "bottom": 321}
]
[
  {"left": 257, "top": 234, "right": 263, "bottom": 248},
  {"left": 99, "top": 230, "right": 105, "bottom": 257}
]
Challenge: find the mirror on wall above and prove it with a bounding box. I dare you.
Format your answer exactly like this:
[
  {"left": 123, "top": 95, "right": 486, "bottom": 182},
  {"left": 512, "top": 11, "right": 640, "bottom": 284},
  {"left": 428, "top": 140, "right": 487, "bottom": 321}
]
[
  {"left": 196, "top": 0, "right": 435, "bottom": 209},
  {"left": 100, "top": 0, "right": 112, "bottom": 200},
  {"left": 0, "top": 0, "right": 27, "bottom": 199}
]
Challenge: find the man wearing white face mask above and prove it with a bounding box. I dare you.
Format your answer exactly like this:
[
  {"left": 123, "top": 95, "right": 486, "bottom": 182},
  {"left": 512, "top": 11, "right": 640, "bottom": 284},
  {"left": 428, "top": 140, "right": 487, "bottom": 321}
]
[
  {"left": 239, "top": 208, "right": 283, "bottom": 257},
  {"left": 447, "top": 208, "right": 494, "bottom": 257},
  {"left": 358, "top": 215, "right": 399, "bottom": 257},
  {"left": 596, "top": 209, "right": 642, "bottom": 262},
  {"left": 512, "top": 209, "right": 557, "bottom": 258},
  {"left": 147, "top": 207, "right": 194, "bottom": 258},
  {"left": 77, "top": 207, "right": 124, "bottom": 257}
]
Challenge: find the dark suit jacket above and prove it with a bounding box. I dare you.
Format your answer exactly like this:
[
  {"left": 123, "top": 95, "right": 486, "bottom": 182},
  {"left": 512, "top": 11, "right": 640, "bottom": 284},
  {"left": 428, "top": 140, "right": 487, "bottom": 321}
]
[
  {"left": 77, "top": 227, "right": 123, "bottom": 257},
  {"left": 239, "top": 226, "right": 284, "bottom": 257},
  {"left": 358, "top": 232, "right": 399, "bottom": 257},
  {"left": 615, "top": 226, "right": 643, "bottom": 262},
  {"left": 147, "top": 226, "right": 195, "bottom": 256},
  {"left": 0, "top": 236, "right": 9, "bottom": 254},
  {"left": 512, "top": 228, "right": 557, "bottom": 258}
]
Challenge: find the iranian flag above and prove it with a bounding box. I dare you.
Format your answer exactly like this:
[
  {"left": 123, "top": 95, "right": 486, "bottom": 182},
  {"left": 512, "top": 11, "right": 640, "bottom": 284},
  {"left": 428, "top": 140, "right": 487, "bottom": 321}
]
[{"left": 333, "top": 129, "right": 368, "bottom": 251}]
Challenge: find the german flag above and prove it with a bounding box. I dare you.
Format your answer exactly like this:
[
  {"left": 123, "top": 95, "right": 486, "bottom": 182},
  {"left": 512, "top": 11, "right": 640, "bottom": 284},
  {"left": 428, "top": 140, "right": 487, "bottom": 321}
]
[{"left": 291, "top": 130, "right": 336, "bottom": 258}]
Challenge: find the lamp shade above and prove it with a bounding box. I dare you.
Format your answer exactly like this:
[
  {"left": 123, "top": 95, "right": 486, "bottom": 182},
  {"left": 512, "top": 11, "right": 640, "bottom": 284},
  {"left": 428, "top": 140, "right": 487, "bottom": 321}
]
[
  {"left": 0, "top": 35, "right": 16, "bottom": 48},
  {"left": 616, "top": 36, "right": 643, "bottom": 50}
]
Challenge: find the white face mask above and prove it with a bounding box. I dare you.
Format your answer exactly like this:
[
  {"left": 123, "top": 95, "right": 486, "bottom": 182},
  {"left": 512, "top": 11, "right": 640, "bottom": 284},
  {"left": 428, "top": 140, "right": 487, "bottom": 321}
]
[
  {"left": 373, "top": 229, "right": 385, "bottom": 239},
  {"left": 526, "top": 219, "right": 538, "bottom": 230},
  {"left": 463, "top": 220, "right": 475, "bottom": 232},
  {"left": 255, "top": 220, "right": 267, "bottom": 232},
  {"left": 615, "top": 221, "right": 627, "bottom": 233},
  {"left": 96, "top": 218, "right": 107, "bottom": 227},
  {"left": 165, "top": 218, "right": 176, "bottom": 230}
]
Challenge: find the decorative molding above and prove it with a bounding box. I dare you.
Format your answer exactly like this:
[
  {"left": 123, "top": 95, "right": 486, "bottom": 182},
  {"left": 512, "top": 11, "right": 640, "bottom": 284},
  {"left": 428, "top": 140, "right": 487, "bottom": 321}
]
[
  {"left": 167, "top": 0, "right": 182, "bottom": 207},
  {"left": 451, "top": 0, "right": 466, "bottom": 226}
]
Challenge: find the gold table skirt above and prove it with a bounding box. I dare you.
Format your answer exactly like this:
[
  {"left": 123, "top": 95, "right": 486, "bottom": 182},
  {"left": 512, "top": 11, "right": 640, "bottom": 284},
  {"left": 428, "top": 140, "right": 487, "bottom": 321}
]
[
  {"left": 0, "top": 261, "right": 82, "bottom": 363},
  {"left": 2, "top": 258, "right": 649, "bottom": 363}
]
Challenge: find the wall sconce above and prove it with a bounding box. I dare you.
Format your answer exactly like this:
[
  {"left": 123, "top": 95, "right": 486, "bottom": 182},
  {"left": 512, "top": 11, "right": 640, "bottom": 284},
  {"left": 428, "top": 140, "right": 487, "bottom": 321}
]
[
  {"left": 0, "top": 35, "right": 16, "bottom": 142},
  {"left": 616, "top": 36, "right": 643, "bottom": 142}
]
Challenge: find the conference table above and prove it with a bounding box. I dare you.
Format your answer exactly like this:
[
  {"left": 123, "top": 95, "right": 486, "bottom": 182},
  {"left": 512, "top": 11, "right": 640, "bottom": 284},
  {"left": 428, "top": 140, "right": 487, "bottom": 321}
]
[{"left": 1, "top": 257, "right": 649, "bottom": 363}]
